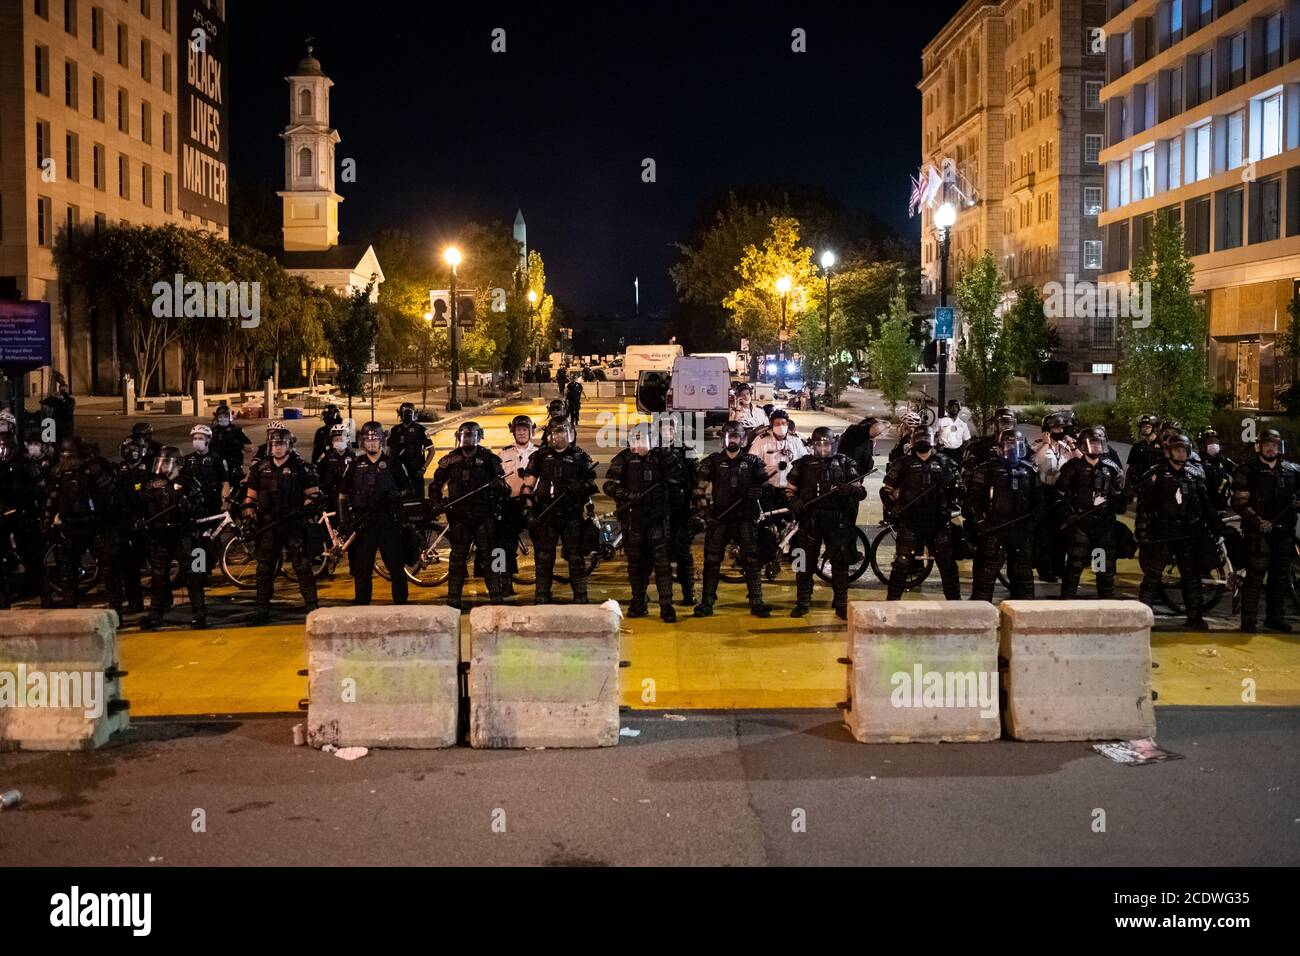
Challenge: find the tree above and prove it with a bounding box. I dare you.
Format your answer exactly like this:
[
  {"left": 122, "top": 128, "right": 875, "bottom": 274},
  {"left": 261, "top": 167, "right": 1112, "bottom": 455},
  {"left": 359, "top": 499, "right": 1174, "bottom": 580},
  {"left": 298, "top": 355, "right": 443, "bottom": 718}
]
[
  {"left": 325, "top": 278, "right": 380, "bottom": 419},
  {"left": 1116, "top": 213, "right": 1212, "bottom": 430},
  {"left": 868, "top": 286, "right": 919, "bottom": 413},
  {"left": 722, "top": 216, "right": 818, "bottom": 378},
  {"left": 1002, "top": 284, "right": 1059, "bottom": 381},
  {"left": 1278, "top": 297, "right": 1300, "bottom": 414},
  {"left": 955, "top": 251, "right": 1014, "bottom": 431}
]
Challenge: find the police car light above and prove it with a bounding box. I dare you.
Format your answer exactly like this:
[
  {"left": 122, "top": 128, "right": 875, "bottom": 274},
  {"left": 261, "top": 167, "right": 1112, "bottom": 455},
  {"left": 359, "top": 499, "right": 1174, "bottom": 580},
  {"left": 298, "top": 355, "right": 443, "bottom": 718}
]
[{"left": 766, "top": 362, "right": 778, "bottom": 375}]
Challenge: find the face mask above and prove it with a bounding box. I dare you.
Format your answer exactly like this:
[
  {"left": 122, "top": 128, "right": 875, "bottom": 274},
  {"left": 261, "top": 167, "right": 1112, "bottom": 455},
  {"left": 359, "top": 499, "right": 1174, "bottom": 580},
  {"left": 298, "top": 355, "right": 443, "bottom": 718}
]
[
  {"left": 216, "top": 416, "right": 230, "bottom": 427},
  {"left": 773, "top": 423, "right": 788, "bottom": 439},
  {"left": 1205, "top": 443, "right": 1220, "bottom": 457},
  {"left": 27, "top": 443, "right": 42, "bottom": 457},
  {"left": 192, "top": 438, "right": 208, "bottom": 454},
  {"left": 333, "top": 439, "right": 347, "bottom": 452}
]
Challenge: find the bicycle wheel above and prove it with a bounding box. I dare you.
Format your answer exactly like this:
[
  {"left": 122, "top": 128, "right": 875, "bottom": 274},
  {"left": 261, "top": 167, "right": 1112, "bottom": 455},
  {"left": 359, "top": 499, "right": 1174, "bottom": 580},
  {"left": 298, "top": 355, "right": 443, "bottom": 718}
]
[
  {"left": 1290, "top": 540, "right": 1300, "bottom": 612},
  {"left": 1159, "top": 558, "right": 1225, "bottom": 616},
  {"left": 220, "top": 535, "right": 262, "bottom": 590},
  {"left": 44, "top": 542, "right": 99, "bottom": 599},
  {"left": 815, "top": 527, "right": 872, "bottom": 584},
  {"left": 870, "top": 526, "right": 932, "bottom": 588},
  {"left": 917, "top": 405, "right": 938, "bottom": 429},
  {"left": 405, "top": 526, "right": 451, "bottom": 587},
  {"left": 512, "top": 530, "right": 537, "bottom": 586},
  {"left": 719, "top": 542, "right": 746, "bottom": 584}
]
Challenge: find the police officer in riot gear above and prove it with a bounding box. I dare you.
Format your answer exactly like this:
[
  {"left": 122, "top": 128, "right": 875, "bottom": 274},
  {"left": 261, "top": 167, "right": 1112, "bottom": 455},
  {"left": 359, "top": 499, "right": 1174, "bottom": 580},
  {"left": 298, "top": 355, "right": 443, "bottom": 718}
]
[
  {"left": 129, "top": 421, "right": 162, "bottom": 468},
  {"left": 605, "top": 422, "right": 681, "bottom": 622},
  {"left": 658, "top": 414, "right": 696, "bottom": 606},
  {"left": 183, "top": 424, "right": 228, "bottom": 519},
  {"left": 311, "top": 404, "right": 343, "bottom": 465},
  {"left": 241, "top": 425, "right": 322, "bottom": 625},
  {"left": 111, "top": 438, "right": 150, "bottom": 614},
  {"left": 210, "top": 402, "right": 250, "bottom": 487},
  {"left": 1135, "top": 433, "right": 1219, "bottom": 630},
  {"left": 693, "top": 420, "right": 772, "bottom": 617},
  {"left": 966, "top": 429, "right": 1042, "bottom": 603},
  {"left": 45, "top": 437, "right": 122, "bottom": 614},
  {"left": 1197, "top": 427, "right": 1236, "bottom": 512},
  {"left": 0, "top": 435, "right": 43, "bottom": 608},
  {"left": 522, "top": 417, "right": 597, "bottom": 604},
  {"left": 139, "top": 446, "right": 208, "bottom": 630},
  {"left": 1058, "top": 426, "right": 1126, "bottom": 599},
  {"left": 316, "top": 423, "right": 354, "bottom": 518},
  {"left": 251, "top": 420, "right": 297, "bottom": 466},
  {"left": 340, "top": 421, "right": 412, "bottom": 606},
  {"left": 961, "top": 407, "right": 1017, "bottom": 481},
  {"left": 1231, "top": 429, "right": 1300, "bottom": 632},
  {"left": 786, "top": 426, "right": 866, "bottom": 619},
  {"left": 388, "top": 401, "right": 433, "bottom": 496},
  {"left": 431, "top": 421, "right": 508, "bottom": 608},
  {"left": 882, "top": 429, "right": 961, "bottom": 600}
]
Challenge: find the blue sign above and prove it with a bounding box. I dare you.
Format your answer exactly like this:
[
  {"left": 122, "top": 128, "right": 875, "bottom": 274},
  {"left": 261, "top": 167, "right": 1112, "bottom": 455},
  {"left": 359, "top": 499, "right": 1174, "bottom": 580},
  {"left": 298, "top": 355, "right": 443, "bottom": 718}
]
[
  {"left": 934, "top": 306, "right": 954, "bottom": 340},
  {"left": 0, "top": 301, "right": 52, "bottom": 370}
]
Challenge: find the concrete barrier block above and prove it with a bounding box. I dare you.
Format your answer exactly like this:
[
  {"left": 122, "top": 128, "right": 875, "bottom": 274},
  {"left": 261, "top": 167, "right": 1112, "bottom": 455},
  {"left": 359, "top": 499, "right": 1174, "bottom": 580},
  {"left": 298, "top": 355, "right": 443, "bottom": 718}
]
[
  {"left": 0, "top": 609, "right": 128, "bottom": 751},
  {"left": 844, "top": 601, "right": 1001, "bottom": 743},
  {"left": 469, "top": 601, "right": 622, "bottom": 749},
  {"left": 305, "top": 606, "right": 460, "bottom": 749},
  {"left": 999, "top": 600, "right": 1155, "bottom": 741}
]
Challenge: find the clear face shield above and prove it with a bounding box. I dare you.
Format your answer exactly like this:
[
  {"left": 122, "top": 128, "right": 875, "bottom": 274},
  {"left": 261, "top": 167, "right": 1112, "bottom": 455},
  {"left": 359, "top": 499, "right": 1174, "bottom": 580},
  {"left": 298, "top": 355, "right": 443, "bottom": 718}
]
[
  {"left": 362, "top": 432, "right": 383, "bottom": 455},
  {"left": 549, "top": 425, "right": 572, "bottom": 451},
  {"left": 456, "top": 430, "right": 479, "bottom": 451},
  {"left": 154, "top": 456, "right": 180, "bottom": 477},
  {"left": 1169, "top": 443, "right": 1191, "bottom": 465},
  {"left": 912, "top": 437, "right": 933, "bottom": 457},
  {"left": 1001, "top": 435, "right": 1027, "bottom": 464},
  {"left": 270, "top": 437, "right": 291, "bottom": 459},
  {"left": 1083, "top": 436, "right": 1107, "bottom": 458},
  {"left": 1260, "top": 438, "right": 1284, "bottom": 461},
  {"left": 723, "top": 428, "right": 744, "bottom": 453},
  {"left": 628, "top": 428, "right": 651, "bottom": 456}
]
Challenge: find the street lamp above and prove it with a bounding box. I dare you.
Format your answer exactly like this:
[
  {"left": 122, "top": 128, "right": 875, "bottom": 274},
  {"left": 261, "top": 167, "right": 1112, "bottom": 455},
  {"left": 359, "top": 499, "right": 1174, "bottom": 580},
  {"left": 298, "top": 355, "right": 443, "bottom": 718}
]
[
  {"left": 526, "top": 289, "right": 539, "bottom": 385},
  {"left": 820, "top": 250, "right": 835, "bottom": 353},
  {"left": 444, "top": 246, "right": 462, "bottom": 411},
  {"left": 775, "top": 275, "right": 792, "bottom": 391},
  {"left": 933, "top": 201, "right": 957, "bottom": 415}
]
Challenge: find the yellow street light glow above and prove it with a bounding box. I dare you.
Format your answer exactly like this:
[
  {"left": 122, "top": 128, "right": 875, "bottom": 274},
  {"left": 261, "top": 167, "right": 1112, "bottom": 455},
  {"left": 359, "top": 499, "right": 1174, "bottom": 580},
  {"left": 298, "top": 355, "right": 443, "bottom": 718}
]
[
  {"left": 444, "top": 247, "right": 462, "bottom": 267},
  {"left": 775, "top": 275, "right": 792, "bottom": 295},
  {"left": 821, "top": 251, "right": 835, "bottom": 270},
  {"left": 423, "top": 311, "right": 432, "bottom": 321},
  {"left": 527, "top": 289, "right": 538, "bottom": 304},
  {"left": 934, "top": 202, "right": 958, "bottom": 229}
]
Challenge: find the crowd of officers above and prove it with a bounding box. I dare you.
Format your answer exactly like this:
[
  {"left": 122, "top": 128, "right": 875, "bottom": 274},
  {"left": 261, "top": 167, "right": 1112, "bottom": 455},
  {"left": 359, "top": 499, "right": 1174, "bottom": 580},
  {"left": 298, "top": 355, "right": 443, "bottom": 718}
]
[{"left": 2, "top": 391, "right": 1295, "bottom": 632}]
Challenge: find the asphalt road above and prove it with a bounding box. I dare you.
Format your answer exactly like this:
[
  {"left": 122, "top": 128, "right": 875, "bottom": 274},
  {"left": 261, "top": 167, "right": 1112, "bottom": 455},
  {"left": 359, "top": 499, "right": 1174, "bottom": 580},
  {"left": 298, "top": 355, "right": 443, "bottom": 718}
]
[{"left": 1, "top": 707, "right": 1296, "bottom": 866}]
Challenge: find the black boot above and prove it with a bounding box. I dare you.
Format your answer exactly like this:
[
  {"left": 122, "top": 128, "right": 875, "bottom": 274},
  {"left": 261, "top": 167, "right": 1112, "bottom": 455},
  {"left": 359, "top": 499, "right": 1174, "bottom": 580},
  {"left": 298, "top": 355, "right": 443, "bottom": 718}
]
[
  {"left": 659, "top": 603, "right": 676, "bottom": 623},
  {"left": 790, "top": 604, "right": 809, "bottom": 617}
]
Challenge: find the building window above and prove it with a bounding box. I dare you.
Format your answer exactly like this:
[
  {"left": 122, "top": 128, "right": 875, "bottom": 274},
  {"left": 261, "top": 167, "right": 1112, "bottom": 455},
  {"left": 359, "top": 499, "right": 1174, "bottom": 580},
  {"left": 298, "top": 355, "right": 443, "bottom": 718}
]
[
  {"left": 66, "top": 203, "right": 79, "bottom": 235},
  {"left": 163, "top": 171, "right": 172, "bottom": 213},
  {"left": 162, "top": 111, "right": 172, "bottom": 153},
  {"left": 141, "top": 100, "right": 151, "bottom": 144},
  {"left": 37, "top": 196, "right": 52, "bottom": 247},
  {"left": 1265, "top": 13, "right": 1283, "bottom": 72},
  {"left": 1084, "top": 239, "right": 1103, "bottom": 270},
  {"left": 117, "top": 22, "right": 128, "bottom": 68},
  {"left": 35, "top": 120, "right": 50, "bottom": 171},
  {"left": 1192, "top": 123, "right": 1211, "bottom": 181},
  {"left": 1227, "top": 109, "right": 1244, "bottom": 170},
  {"left": 162, "top": 0, "right": 170, "bottom": 31},
  {"left": 118, "top": 153, "right": 129, "bottom": 200},
  {"left": 141, "top": 38, "right": 151, "bottom": 82},
  {"left": 1085, "top": 134, "right": 1102, "bottom": 164},
  {"left": 1084, "top": 80, "right": 1101, "bottom": 109},
  {"left": 140, "top": 0, "right": 150, "bottom": 17},
  {"left": 35, "top": 45, "right": 50, "bottom": 95},
  {"left": 1084, "top": 186, "right": 1103, "bottom": 215},
  {"left": 1255, "top": 177, "right": 1281, "bottom": 243},
  {"left": 1196, "top": 51, "right": 1212, "bottom": 105},
  {"left": 1228, "top": 32, "right": 1245, "bottom": 90},
  {"left": 92, "top": 74, "right": 104, "bottom": 120},
  {"left": 298, "top": 146, "right": 313, "bottom": 178},
  {"left": 141, "top": 164, "right": 152, "bottom": 208},
  {"left": 1168, "top": 137, "right": 1182, "bottom": 189},
  {"left": 35, "top": 0, "right": 49, "bottom": 18},
  {"left": 65, "top": 132, "right": 79, "bottom": 181},
  {"left": 92, "top": 142, "right": 105, "bottom": 190},
  {"left": 299, "top": 88, "right": 313, "bottom": 117},
  {"left": 1119, "top": 157, "right": 1132, "bottom": 206},
  {"left": 1169, "top": 66, "right": 1184, "bottom": 117},
  {"left": 1170, "top": 0, "right": 1183, "bottom": 42},
  {"left": 65, "top": 59, "right": 78, "bottom": 109},
  {"left": 94, "top": 212, "right": 105, "bottom": 234},
  {"left": 91, "top": 6, "right": 103, "bottom": 52},
  {"left": 162, "top": 52, "right": 172, "bottom": 93},
  {"left": 118, "top": 88, "right": 128, "bottom": 134},
  {"left": 1091, "top": 312, "right": 1115, "bottom": 348},
  {"left": 1216, "top": 187, "right": 1243, "bottom": 250},
  {"left": 1138, "top": 147, "right": 1155, "bottom": 200},
  {"left": 63, "top": 0, "right": 76, "bottom": 35},
  {"left": 1260, "top": 91, "right": 1283, "bottom": 160}
]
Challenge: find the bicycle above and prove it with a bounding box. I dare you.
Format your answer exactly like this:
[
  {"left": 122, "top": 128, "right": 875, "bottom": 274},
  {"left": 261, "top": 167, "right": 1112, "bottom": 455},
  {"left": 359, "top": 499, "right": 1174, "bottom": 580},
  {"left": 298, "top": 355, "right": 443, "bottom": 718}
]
[
  {"left": 1156, "top": 517, "right": 1241, "bottom": 616},
  {"left": 376, "top": 501, "right": 540, "bottom": 587},
  {"left": 720, "top": 506, "right": 870, "bottom": 585},
  {"left": 279, "top": 510, "right": 355, "bottom": 582},
  {"left": 869, "top": 514, "right": 1012, "bottom": 591},
  {"left": 904, "top": 384, "right": 939, "bottom": 430}
]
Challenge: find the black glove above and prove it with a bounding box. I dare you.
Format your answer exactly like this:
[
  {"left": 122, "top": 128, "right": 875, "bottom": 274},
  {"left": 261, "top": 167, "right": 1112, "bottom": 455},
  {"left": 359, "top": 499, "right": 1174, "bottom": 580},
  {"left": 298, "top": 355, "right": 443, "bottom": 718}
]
[
  {"left": 566, "top": 479, "right": 589, "bottom": 497},
  {"left": 789, "top": 497, "right": 806, "bottom": 516}
]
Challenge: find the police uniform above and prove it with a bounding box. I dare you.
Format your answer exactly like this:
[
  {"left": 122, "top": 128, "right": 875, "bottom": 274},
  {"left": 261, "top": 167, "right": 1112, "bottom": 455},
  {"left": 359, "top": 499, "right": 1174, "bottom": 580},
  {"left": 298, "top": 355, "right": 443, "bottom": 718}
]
[
  {"left": 786, "top": 452, "right": 866, "bottom": 614},
  {"left": 694, "top": 449, "right": 771, "bottom": 612},
  {"left": 1057, "top": 455, "right": 1126, "bottom": 598},
  {"left": 246, "top": 453, "right": 321, "bottom": 615},
  {"left": 340, "top": 452, "right": 411, "bottom": 605},
  {"left": 964, "top": 453, "right": 1041, "bottom": 602},
  {"left": 882, "top": 452, "right": 961, "bottom": 600},
  {"left": 1136, "top": 460, "right": 1219, "bottom": 622},
  {"left": 604, "top": 446, "right": 681, "bottom": 617},
  {"left": 430, "top": 446, "right": 508, "bottom": 605},
  {"left": 387, "top": 421, "right": 432, "bottom": 497},
  {"left": 524, "top": 444, "right": 597, "bottom": 603},
  {"left": 1231, "top": 456, "right": 1300, "bottom": 629},
  {"left": 140, "top": 469, "right": 207, "bottom": 625}
]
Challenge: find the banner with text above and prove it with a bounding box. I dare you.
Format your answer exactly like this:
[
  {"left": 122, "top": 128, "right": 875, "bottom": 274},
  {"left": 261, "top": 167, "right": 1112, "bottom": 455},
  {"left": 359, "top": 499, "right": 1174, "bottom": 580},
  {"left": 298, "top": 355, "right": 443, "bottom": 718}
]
[{"left": 177, "top": 0, "right": 229, "bottom": 226}]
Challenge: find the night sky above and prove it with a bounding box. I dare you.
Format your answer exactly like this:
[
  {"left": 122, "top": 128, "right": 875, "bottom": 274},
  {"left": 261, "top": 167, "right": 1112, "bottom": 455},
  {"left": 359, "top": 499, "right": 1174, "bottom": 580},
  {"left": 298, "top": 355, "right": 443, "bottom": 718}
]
[{"left": 231, "top": 1, "right": 968, "bottom": 321}]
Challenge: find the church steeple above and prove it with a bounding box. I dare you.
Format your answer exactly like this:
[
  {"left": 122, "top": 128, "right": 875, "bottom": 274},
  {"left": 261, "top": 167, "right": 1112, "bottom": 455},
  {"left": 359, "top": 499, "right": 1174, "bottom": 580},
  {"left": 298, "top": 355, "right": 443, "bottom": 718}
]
[{"left": 277, "top": 42, "right": 342, "bottom": 251}]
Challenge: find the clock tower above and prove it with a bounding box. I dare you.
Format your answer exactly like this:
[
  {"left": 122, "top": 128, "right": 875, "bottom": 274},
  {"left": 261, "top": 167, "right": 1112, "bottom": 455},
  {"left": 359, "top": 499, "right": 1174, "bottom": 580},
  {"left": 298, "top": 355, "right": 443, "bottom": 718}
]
[{"left": 277, "top": 44, "right": 342, "bottom": 252}]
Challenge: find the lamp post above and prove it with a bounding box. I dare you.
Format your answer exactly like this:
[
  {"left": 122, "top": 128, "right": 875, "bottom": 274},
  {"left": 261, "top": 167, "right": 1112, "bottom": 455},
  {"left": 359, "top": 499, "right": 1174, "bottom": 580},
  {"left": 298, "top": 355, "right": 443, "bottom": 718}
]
[
  {"left": 444, "top": 246, "right": 462, "bottom": 411},
  {"left": 526, "top": 288, "right": 539, "bottom": 392},
  {"left": 933, "top": 201, "right": 957, "bottom": 416},
  {"left": 422, "top": 310, "right": 433, "bottom": 411},
  {"left": 820, "top": 251, "right": 835, "bottom": 394},
  {"left": 775, "top": 274, "right": 792, "bottom": 391}
]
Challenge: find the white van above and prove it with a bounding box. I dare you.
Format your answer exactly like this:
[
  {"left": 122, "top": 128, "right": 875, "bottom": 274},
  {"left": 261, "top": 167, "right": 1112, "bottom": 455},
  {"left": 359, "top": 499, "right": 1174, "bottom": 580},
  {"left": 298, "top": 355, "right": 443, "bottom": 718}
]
[{"left": 616, "top": 343, "right": 684, "bottom": 382}]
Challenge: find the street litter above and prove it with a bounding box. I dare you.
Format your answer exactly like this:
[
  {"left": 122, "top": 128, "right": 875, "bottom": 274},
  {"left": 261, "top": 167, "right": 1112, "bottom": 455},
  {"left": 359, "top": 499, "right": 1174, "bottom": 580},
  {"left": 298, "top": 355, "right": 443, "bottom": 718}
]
[
  {"left": 333, "top": 747, "right": 368, "bottom": 760},
  {"left": 1, "top": 789, "right": 23, "bottom": 810},
  {"left": 292, "top": 724, "right": 306, "bottom": 746},
  {"left": 1094, "top": 738, "right": 1184, "bottom": 766},
  {"left": 1198, "top": 648, "right": 1219, "bottom": 657},
  {"left": 663, "top": 714, "right": 687, "bottom": 721},
  {"left": 619, "top": 727, "right": 641, "bottom": 737}
]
